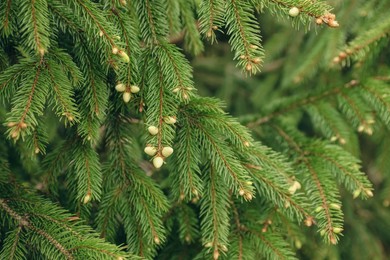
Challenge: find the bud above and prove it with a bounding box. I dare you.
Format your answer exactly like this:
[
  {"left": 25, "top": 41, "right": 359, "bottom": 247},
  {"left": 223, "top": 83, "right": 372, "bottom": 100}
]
[
  {"left": 288, "top": 185, "right": 297, "bottom": 195},
  {"left": 11, "top": 129, "right": 19, "bottom": 139},
  {"left": 239, "top": 189, "right": 245, "bottom": 196},
  {"left": 112, "top": 47, "right": 119, "bottom": 54},
  {"left": 333, "top": 56, "right": 341, "bottom": 63},
  {"left": 130, "top": 85, "right": 140, "bottom": 93},
  {"left": 213, "top": 249, "right": 219, "bottom": 260},
  {"left": 328, "top": 20, "right": 339, "bottom": 28},
  {"left": 38, "top": 48, "right": 45, "bottom": 56},
  {"left": 364, "top": 127, "right": 373, "bottom": 135},
  {"left": 244, "top": 141, "right": 250, "bottom": 147},
  {"left": 364, "top": 189, "right": 373, "bottom": 197},
  {"left": 20, "top": 122, "right": 28, "bottom": 129},
  {"left": 339, "top": 52, "right": 347, "bottom": 59},
  {"left": 153, "top": 156, "right": 164, "bottom": 169},
  {"left": 304, "top": 217, "right": 313, "bottom": 227},
  {"left": 118, "top": 51, "right": 130, "bottom": 63},
  {"left": 212, "top": 25, "right": 218, "bottom": 30},
  {"left": 294, "top": 181, "right": 301, "bottom": 190},
  {"left": 205, "top": 242, "right": 213, "bottom": 248},
  {"left": 144, "top": 146, "right": 157, "bottom": 156},
  {"left": 357, "top": 125, "right": 365, "bottom": 132},
  {"left": 252, "top": 57, "right": 262, "bottom": 64},
  {"left": 320, "top": 229, "right": 326, "bottom": 236},
  {"left": 330, "top": 203, "right": 341, "bottom": 210},
  {"left": 330, "top": 236, "right": 337, "bottom": 245},
  {"left": 162, "top": 146, "right": 174, "bottom": 157},
  {"left": 120, "top": 0, "right": 127, "bottom": 6},
  {"left": 115, "top": 83, "right": 126, "bottom": 92},
  {"left": 221, "top": 245, "right": 228, "bottom": 252},
  {"left": 123, "top": 92, "right": 131, "bottom": 103},
  {"left": 148, "top": 126, "right": 159, "bottom": 135},
  {"left": 83, "top": 193, "right": 91, "bottom": 204},
  {"left": 245, "top": 63, "right": 252, "bottom": 71},
  {"left": 99, "top": 30, "right": 103, "bottom": 37},
  {"left": 244, "top": 192, "right": 253, "bottom": 201},
  {"left": 295, "top": 240, "right": 302, "bottom": 249},
  {"left": 289, "top": 7, "right": 300, "bottom": 17},
  {"left": 164, "top": 116, "right": 177, "bottom": 125},
  {"left": 173, "top": 87, "right": 180, "bottom": 93},
  {"left": 240, "top": 55, "right": 246, "bottom": 59},
  {"left": 353, "top": 189, "right": 361, "bottom": 199},
  {"left": 249, "top": 44, "right": 258, "bottom": 49},
  {"left": 185, "top": 235, "right": 191, "bottom": 243},
  {"left": 154, "top": 236, "right": 160, "bottom": 245},
  {"left": 315, "top": 206, "right": 323, "bottom": 213},
  {"left": 333, "top": 227, "right": 343, "bottom": 234},
  {"left": 7, "top": 122, "right": 17, "bottom": 127},
  {"left": 35, "top": 147, "right": 40, "bottom": 154},
  {"left": 316, "top": 18, "right": 323, "bottom": 25}
]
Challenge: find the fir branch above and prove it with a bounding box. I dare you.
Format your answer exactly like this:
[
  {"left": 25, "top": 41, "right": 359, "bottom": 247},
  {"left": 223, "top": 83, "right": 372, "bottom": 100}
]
[
  {"left": 5, "top": 57, "right": 48, "bottom": 141},
  {"left": 169, "top": 114, "right": 203, "bottom": 201},
  {"left": 158, "top": 42, "right": 196, "bottom": 101},
  {"left": 336, "top": 15, "right": 390, "bottom": 65},
  {"left": 18, "top": 0, "right": 51, "bottom": 56},
  {"left": 200, "top": 164, "right": 230, "bottom": 259},
  {"left": 166, "top": 0, "right": 181, "bottom": 35},
  {"left": 176, "top": 204, "right": 199, "bottom": 244},
  {"left": 135, "top": 0, "right": 168, "bottom": 44},
  {"left": 309, "top": 145, "right": 372, "bottom": 199},
  {"left": 241, "top": 223, "right": 297, "bottom": 259},
  {"left": 262, "top": 0, "right": 336, "bottom": 28},
  {"left": 229, "top": 196, "right": 245, "bottom": 260},
  {"left": 178, "top": 0, "right": 204, "bottom": 55},
  {"left": 70, "top": 140, "right": 102, "bottom": 204},
  {"left": 337, "top": 91, "right": 368, "bottom": 130},
  {"left": 0, "top": 226, "right": 26, "bottom": 260},
  {"left": 361, "top": 79, "right": 390, "bottom": 130},
  {"left": 245, "top": 160, "right": 310, "bottom": 221},
  {"left": 45, "top": 59, "right": 79, "bottom": 124},
  {"left": 198, "top": 0, "right": 225, "bottom": 43},
  {"left": 66, "top": 0, "right": 119, "bottom": 49},
  {"left": 0, "top": 0, "right": 14, "bottom": 36},
  {"left": 0, "top": 58, "right": 37, "bottom": 100},
  {"left": 225, "top": 0, "right": 264, "bottom": 73},
  {"left": 305, "top": 102, "right": 351, "bottom": 144},
  {"left": 0, "top": 198, "right": 73, "bottom": 259},
  {"left": 110, "top": 5, "right": 140, "bottom": 86},
  {"left": 0, "top": 186, "right": 130, "bottom": 259},
  {"left": 196, "top": 122, "right": 254, "bottom": 198},
  {"left": 273, "top": 125, "right": 344, "bottom": 244}
]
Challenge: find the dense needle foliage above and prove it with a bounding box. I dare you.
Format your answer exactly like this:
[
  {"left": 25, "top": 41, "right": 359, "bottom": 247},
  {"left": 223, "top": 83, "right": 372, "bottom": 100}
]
[{"left": 0, "top": 0, "right": 389, "bottom": 259}]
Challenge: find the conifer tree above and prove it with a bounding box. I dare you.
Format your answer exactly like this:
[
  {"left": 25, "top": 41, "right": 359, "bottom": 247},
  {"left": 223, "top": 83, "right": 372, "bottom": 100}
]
[{"left": 0, "top": 0, "right": 389, "bottom": 259}]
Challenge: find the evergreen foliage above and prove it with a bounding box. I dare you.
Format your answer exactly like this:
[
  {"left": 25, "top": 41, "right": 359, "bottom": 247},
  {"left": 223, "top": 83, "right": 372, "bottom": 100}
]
[{"left": 0, "top": 0, "right": 389, "bottom": 259}]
